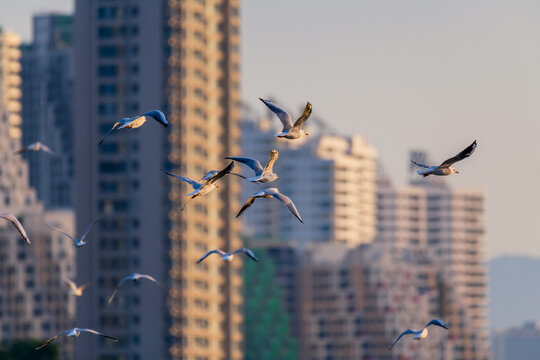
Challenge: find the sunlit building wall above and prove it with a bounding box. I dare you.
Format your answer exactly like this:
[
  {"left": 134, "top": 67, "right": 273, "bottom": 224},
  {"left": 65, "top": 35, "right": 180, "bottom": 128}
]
[{"left": 0, "top": 29, "right": 22, "bottom": 140}]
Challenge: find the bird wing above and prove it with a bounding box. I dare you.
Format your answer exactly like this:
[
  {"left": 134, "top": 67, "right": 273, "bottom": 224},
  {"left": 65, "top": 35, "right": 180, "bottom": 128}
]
[
  {"left": 263, "top": 150, "right": 279, "bottom": 175},
  {"left": 79, "top": 283, "right": 90, "bottom": 291},
  {"left": 47, "top": 222, "right": 76, "bottom": 243},
  {"left": 232, "top": 248, "right": 259, "bottom": 262},
  {"left": 62, "top": 277, "right": 77, "bottom": 291},
  {"left": 98, "top": 122, "right": 121, "bottom": 145},
  {"left": 236, "top": 197, "right": 257, "bottom": 218},
  {"left": 0, "top": 213, "right": 30, "bottom": 245},
  {"left": 259, "top": 98, "right": 293, "bottom": 132},
  {"left": 138, "top": 274, "right": 161, "bottom": 285},
  {"left": 205, "top": 161, "right": 235, "bottom": 184},
  {"left": 425, "top": 319, "right": 449, "bottom": 329},
  {"left": 13, "top": 145, "right": 29, "bottom": 155},
  {"left": 79, "top": 215, "right": 104, "bottom": 242},
  {"left": 196, "top": 249, "right": 226, "bottom": 263},
  {"left": 35, "top": 330, "right": 71, "bottom": 350},
  {"left": 292, "top": 102, "right": 313, "bottom": 129},
  {"left": 225, "top": 157, "right": 263, "bottom": 176},
  {"left": 108, "top": 274, "right": 134, "bottom": 303},
  {"left": 271, "top": 191, "right": 304, "bottom": 223},
  {"left": 39, "top": 143, "right": 55, "bottom": 155},
  {"left": 410, "top": 160, "right": 431, "bottom": 169},
  {"left": 388, "top": 329, "right": 416, "bottom": 350},
  {"left": 140, "top": 110, "right": 168, "bottom": 127},
  {"left": 438, "top": 140, "right": 477, "bottom": 168},
  {"left": 78, "top": 329, "right": 119, "bottom": 342},
  {"left": 161, "top": 169, "right": 203, "bottom": 189},
  {"left": 200, "top": 170, "right": 219, "bottom": 181}
]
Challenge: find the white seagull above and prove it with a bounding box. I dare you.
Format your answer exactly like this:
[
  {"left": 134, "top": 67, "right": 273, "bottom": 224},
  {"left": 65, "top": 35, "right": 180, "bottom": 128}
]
[
  {"left": 225, "top": 149, "right": 280, "bottom": 183},
  {"left": 388, "top": 319, "right": 449, "bottom": 350},
  {"left": 63, "top": 277, "right": 89, "bottom": 297},
  {"left": 14, "top": 141, "right": 54, "bottom": 155},
  {"left": 108, "top": 273, "right": 161, "bottom": 304},
  {"left": 197, "top": 248, "right": 259, "bottom": 263},
  {"left": 47, "top": 215, "right": 103, "bottom": 248},
  {"left": 162, "top": 161, "right": 235, "bottom": 210},
  {"left": 259, "top": 98, "right": 312, "bottom": 139},
  {"left": 35, "top": 328, "right": 119, "bottom": 350},
  {"left": 411, "top": 140, "right": 477, "bottom": 177},
  {"left": 0, "top": 213, "right": 30, "bottom": 245},
  {"left": 99, "top": 110, "right": 168, "bottom": 145},
  {"left": 237, "top": 188, "right": 303, "bottom": 223}
]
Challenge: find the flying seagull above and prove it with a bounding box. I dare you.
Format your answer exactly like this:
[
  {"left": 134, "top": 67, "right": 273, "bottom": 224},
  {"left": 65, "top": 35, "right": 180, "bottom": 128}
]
[
  {"left": 108, "top": 273, "right": 160, "bottom": 304},
  {"left": 0, "top": 213, "right": 30, "bottom": 245},
  {"left": 259, "top": 98, "right": 312, "bottom": 139},
  {"left": 411, "top": 140, "right": 477, "bottom": 177},
  {"left": 200, "top": 170, "right": 246, "bottom": 181},
  {"left": 237, "top": 188, "right": 303, "bottom": 223},
  {"left": 47, "top": 215, "right": 103, "bottom": 248},
  {"left": 388, "top": 319, "right": 449, "bottom": 350},
  {"left": 13, "top": 141, "right": 54, "bottom": 155},
  {"left": 63, "top": 277, "right": 89, "bottom": 297},
  {"left": 197, "top": 248, "right": 259, "bottom": 263},
  {"left": 225, "top": 149, "right": 280, "bottom": 183},
  {"left": 35, "top": 328, "right": 119, "bottom": 350},
  {"left": 99, "top": 110, "right": 168, "bottom": 145},
  {"left": 162, "top": 161, "right": 235, "bottom": 211}
]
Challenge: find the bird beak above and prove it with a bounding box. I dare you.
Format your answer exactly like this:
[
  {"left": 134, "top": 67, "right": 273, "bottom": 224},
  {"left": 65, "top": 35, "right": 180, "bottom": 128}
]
[
  {"left": 455, "top": 170, "right": 460, "bottom": 174},
  {"left": 277, "top": 177, "right": 280, "bottom": 180}
]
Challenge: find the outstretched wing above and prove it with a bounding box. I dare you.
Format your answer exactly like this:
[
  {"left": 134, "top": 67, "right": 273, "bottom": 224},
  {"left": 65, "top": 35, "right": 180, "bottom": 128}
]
[
  {"left": 79, "top": 215, "right": 104, "bottom": 242},
  {"left": 98, "top": 123, "right": 120, "bottom": 145},
  {"left": 138, "top": 274, "right": 161, "bottom": 286},
  {"left": 200, "top": 170, "right": 220, "bottom": 181},
  {"left": 0, "top": 213, "right": 30, "bottom": 245},
  {"left": 233, "top": 248, "right": 259, "bottom": 262},
  {"left": 425, "top": 319, "right": 449, "bottom": 329},
  {"left": 140, "top": 110, "right": 168, "bottom": 127},
  {"left": 161, "top": 169, "right": 203, "bottom": 189},
  {"left": 206, "top": 161, "right": 234, "bottom": 184},
  {"left": 388, "top": 329, "right": 416, "bottom": 350},
  {"left": 39, "top": 143, "right": 55, "bottom": 155},
  {"left": 271, "top": 191, "right": 303, "bottom": 223},
  {"left": 63, "top": 277, "right": 77, "bottom": 291},
  {"left": 236, "top": 197, "right": 257, "bottom": 218},
  {"left": 35, "top": 330, "right": 70, "bottom": 350},
  {"left": 438, "top": 140, "right": 477, "bottom": 168},
  {"left": 259, "top": 98, "right": 293, "bottom": 132},
  {"left": 13, "top": 145, "right": 29, "bottom": 155},
  {"left": 47, "top": 223, "right": 76, "bottom": 243},
  {"left": 410, "top": 160, "right": 431, "bottom": 169},
  {"left": 263, "top": 150, "right": 279, "bottom": 175},
  {"left": 225, "top": 156, "right": 263, "bottom": 176},
  {"left": 196, "top": 249, "right": 226, "bottom": 263},
  {"left": 292, "top": 102, "right": 313, "bottom": 129},
  {"left": 108, "top": 274, "right": 135, "bottom": 303},
  {"left": 79, "top": 328, "right": 120, "bottom": 342}
]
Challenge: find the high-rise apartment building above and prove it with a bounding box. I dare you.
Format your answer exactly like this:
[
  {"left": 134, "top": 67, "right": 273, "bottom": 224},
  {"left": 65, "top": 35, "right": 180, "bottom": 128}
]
[
  {"left": 74, "top": 1, "right": 242, "bottom": 359},
  {"left": 0, "top": 29, "right": 22, "bottom": 139},
  {"left": 20, "top": 14, "right": 74, "bottom": 209},
  {"left": 241, "top": 116, "right": 377, "bottom": 246},
  {"left": 492, "top": 322, "right": 540, "bottom": 360}
]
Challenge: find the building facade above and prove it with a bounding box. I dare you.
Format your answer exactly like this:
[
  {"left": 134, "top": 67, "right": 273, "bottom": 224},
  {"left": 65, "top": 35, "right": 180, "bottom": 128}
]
[
  {"left": 492, "top": 322, "right": 540, "bottom": 360},
  {"left": 74, "top": 1, "right": 242, "bottom": 359},
  {"left": 0, "top": 29, "right": 22, "bottom": 140},
  {"left": 20, "top": 14, "right": 74, "bottom": 209}
]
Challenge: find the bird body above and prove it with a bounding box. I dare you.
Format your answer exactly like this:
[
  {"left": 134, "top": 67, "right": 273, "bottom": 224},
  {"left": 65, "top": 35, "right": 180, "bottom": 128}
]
[
  {"left": 197, "top": 248, "right": 259, "bottom": 263},
  {"left": 63, "top": 278, "right": 89, "bottom": 297},
  {"left": 35, "top": 328, "right": 119, "bottom": 350},
  {"left": 259, "top": 98, "right": 312, "bottom": 140},
  {"left": 226, "top": 149, "right": 280, "bottom": 184},
  {"left": 13, "top": 141, "right": 54, "bottom": 155},
  {"left": 388, "top": 319, "right": 449, "bottom": 350},
  {"left": 411, "top": 140, "right": 477, "bottom": 177},
  {"left": 99, "top": 110, "right": 168, "bottom": 145},
  {"left": 237, "top": 188, "right": 303, "bottom": 223}
]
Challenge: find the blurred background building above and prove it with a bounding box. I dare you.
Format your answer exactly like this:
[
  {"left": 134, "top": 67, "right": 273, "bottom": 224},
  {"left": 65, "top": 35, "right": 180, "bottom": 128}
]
[{"left": 492, "top": 322, "right": 540, "bottom": 360}]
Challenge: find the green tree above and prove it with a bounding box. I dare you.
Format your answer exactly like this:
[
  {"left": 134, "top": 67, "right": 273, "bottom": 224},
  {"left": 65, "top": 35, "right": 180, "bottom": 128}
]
[
  {"left": 0, "top": 339, "right": 59, "bottom": 360},
  {"left": 244, "top": 250, "right": 298, "bottom": 360}
]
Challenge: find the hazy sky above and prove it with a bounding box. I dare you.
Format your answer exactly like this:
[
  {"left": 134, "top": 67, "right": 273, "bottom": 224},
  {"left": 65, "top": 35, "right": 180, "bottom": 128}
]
[{"left": 2, "top": 1, "right": 539, "bottom": 259}]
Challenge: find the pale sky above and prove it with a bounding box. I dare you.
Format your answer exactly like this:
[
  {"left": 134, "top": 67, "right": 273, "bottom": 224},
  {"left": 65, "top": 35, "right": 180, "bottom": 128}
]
[{"left": 2, "top": 0, "right": 540, "bottom": 259}]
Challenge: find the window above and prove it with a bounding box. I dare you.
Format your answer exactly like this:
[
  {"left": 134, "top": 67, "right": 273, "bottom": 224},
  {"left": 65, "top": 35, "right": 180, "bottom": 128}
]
[
  {"left": 98, "top": 103, "right": 118, "bottom": 116},
  {"left": 98, "top": 65, "right": 118, "bottom": 77},
  {"left": 99, "top": 46, "right": 122, "bottom": 58},
  {"left": 98, "top": 26, "right": 114, "bottom": 38},
  {"left": 99, "top": 84, "right": 118, "bottom": 96},
  {"left": 97, "top": 7, "right": 118, "bottom": 19}
]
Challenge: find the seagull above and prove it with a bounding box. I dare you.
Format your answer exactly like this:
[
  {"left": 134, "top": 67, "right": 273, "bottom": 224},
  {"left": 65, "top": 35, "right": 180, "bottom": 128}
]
[
  {"left": 35, "top": 328, "right": 119, "bottom": 350},
  {"left": 162, "top": 161, "right": 235, "bottom": 210},
  {"left": 388, "top": 319, "right": 449, "bottom": 350},
  {"left": 237, "top": 188, "right": 303, "bottom": 223},
  {"left": 200, "top": 170, "right": 246, "bottom": 181},
  {"left": 259, "top": 98, "right": 312, "bottom": 139},
  {"left": 108, "top": 273, "right": 160, "bottom": 304},
  {"left": 197, "top": 248, "right": 259, "bottom": 263},
  {"left": 0, "top": 213, "right": 30, "bottom": 245},
  {"left": 99, "top": 110, "right": 168, "bottom": 145},
  {"left": 13, "top": 141, "right": 54, "bottom": 155},
  {"left": 63, "top": 277, "right": 89, "bottom": 297},
  {"left": 411, "top": 140, "right": 477, "bottom": 177},
  {"left": 47, "top": 215, "right": 103, "bottom": 248},
  {"left": 225, "top": 149, "right": 280, "bottom": 183}
]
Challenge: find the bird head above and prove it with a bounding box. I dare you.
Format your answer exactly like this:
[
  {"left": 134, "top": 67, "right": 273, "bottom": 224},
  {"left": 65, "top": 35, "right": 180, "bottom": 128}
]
[{"left": 304, "top": 130, "right": 309, "bottom": 136}]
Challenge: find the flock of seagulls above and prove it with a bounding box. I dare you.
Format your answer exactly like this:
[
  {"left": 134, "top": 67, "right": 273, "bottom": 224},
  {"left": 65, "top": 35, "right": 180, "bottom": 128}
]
[{"left": 2, "top": 96, "right": 477, "bottom": 352}]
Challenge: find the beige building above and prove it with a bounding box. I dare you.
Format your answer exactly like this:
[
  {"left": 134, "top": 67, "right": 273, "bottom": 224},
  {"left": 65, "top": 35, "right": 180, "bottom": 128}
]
[
  {"left": 0, "top": 29, "right": 22, "bottom": 139},
  {"left": 241, "top": 116, "right": 377, "bottom": 246},
  {"left": 74, "top": 1, "right": 242, "bottom": 359}
]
